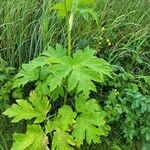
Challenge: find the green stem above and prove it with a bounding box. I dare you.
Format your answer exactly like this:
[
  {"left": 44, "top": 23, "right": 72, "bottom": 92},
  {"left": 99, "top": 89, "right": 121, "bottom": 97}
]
[
  {"left": 64, "top": 0, "right": 72, "bottom": 56},
  {"left": 63, "top": 0, "right": 73, "bottom": 105},
  {"left": 0, "top": 132, "right": 8, "bottom": 150},
  {"left": 67, "top": 25, "right": 72, "bottom": 56},
  {"left": 64, "top": 88, "right": 67, "bottom": 105}
]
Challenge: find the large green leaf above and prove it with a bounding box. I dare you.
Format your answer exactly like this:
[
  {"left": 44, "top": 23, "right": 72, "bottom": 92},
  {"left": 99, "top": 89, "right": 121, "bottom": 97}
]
[
  {"left": 68, "top": 48, "right": 112, "bottom": 96},
  {"left": 47, "top": 64, "right": 72, "bottom": 92},
  {"left": 3, "top": 91, "right": 51, "bottom": 123},
  {"left": 13, "top": 64, "right": 40, "bottom": 88},
  {"left": 56, "top": 105, "right": 77, "bottom": 130},
  {"left": 53, "top": 0, "right": 96, "bottom": 19},
  {"left": 52, "top": 129, "right": 75, "bottom": 150},
  {"left": 46, "top": 105, "right": 76, "bottom": 132},
  {"left": 46, "top": 105, "right": 76, "bottom": 150},
  {"left": 42, "top": 44, "right": 66, "bottom": 59},
  {"left": 72, "top": 95, "right": 110, "bottom": 147},
  {"left": 46, "top": 47, "right": 112, "bottom": 96},
  {"left": 68, "top": 68, "right": 97, "bottom": 96},
  {"left": 13, "top": 45, "right": 112, "bottom": 97},
  {"left": 11, "top": 125, "right": 47, "bottom": 150},
  {"left": 75, "top": 95, "right": 100, "bottom": 113},
  {"left": 13, "top": 44, "right": 66, "bottom": 88}
]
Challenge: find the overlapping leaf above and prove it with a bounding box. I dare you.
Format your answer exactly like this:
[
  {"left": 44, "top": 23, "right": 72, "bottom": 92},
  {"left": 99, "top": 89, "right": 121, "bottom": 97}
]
[
  {"left": 71, "top": 49, "right": 111, "bottom": 95},
  {"left": 13, "top": 44, "right": 66, "bottom": 88},
  {"left": 13, "top": 44, "right": 112, "bottom": 97},
  {"left": 46, "top": 47, "right": 112, "bottom": 96},
  {"left": 53, "top": 0, "right": 96, "bottom": 20},
  {"left": 46, "top": 105, "right": 76, "bottom": 150},
  {"left": 3, "top": 91, "right": 51, "bottom": 123},
  {"left": 51, "top": 129, "right": 75, "bottom": 150},
  {"left": 11, "top": 125, "right": 47, "bottom": 150},
  {"left": 13, "top": 64, "right": 40, "bottom": 88},
  {"left": 46, "top": 105, "right": 76, "bottom": 132},
  {"left": 72, "top": 95, "right": 110, "bottom": 147},
  {"left": 47, "top": 65, "right": 71, "bottom": 92}
]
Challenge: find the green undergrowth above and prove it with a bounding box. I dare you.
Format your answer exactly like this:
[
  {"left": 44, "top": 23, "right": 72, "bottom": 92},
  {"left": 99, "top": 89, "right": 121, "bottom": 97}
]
[
  {"left": 0, "top": 0, "right": 150, "bottom": 150},
  {"left": 0, "top": 0, "right": 149, "bottom": 68}
]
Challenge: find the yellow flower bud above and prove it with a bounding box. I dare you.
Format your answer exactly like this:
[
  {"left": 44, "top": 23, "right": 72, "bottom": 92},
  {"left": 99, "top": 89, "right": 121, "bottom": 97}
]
[
  {"left": 106, "top": 39, "right": 111, "bottom": 46},
  {"left": 106, "top": 39, "right": 110, "bottom": 43},
  {"left": 101, "top": 27, "right": 105, "bottom": 31},
  {"left": 108, "top": 42, "right": 111, "bottom": 46}
]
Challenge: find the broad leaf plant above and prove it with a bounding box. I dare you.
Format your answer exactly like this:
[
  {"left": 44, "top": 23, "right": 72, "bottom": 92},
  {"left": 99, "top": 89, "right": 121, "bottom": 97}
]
[{"left": 3, "top": 0, "right": 113, "bottom": 149}]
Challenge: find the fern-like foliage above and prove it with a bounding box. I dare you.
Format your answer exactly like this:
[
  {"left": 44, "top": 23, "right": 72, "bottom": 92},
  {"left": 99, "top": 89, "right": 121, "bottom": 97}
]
[{"left": 13, "top": 44, "right": 112, "bottom": 98}]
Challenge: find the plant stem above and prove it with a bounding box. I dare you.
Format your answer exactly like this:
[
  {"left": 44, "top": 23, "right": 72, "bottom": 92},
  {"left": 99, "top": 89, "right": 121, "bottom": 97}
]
[
  {"left": 0, "top": 132, "right": 8, "bottom": 150},
  {"left": 67, "top": 25, "right": 72, "bottom": 56},
  {"left": 64, "top": 87, "right": 67, "bottom": 105},
  {"left": 63, "top": 0, "right": 73, "bottom": 105},
  {"left": 64, "top": 0, "right": 72, "bottom": 56}
]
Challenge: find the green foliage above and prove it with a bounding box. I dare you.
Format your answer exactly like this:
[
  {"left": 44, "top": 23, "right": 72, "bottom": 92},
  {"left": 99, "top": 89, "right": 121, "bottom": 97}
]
[
  {"left": 45, "top": 96, "right": 109, "bottom": 149},
  {"left": 2, "top": 3, "right": 111, "bottom": 148},
  {"left": 0, "top": 59, "right": 24, "bottom": 149},
  {"left": 72, "top": 96, "right": 110, "bottom": 147},
  {"left": 105, "top": 76, "right": 150, "bottom": 142},
  {"left": 0, "top": 60, "right": 22, "bottom": 109},
  {"left": 1, "top": 0, "right": 150, "bottom": 149},
  {"left": 1, "top": 0, "right": 149, "bottom": 68},
  {"left": 3, "top": 91, "right": 110, "bottom": 149},
  {"left": 46, "top": 105, "right": 76, "bottom": 133},
  {"left": 13, "top": 44, "right": 112, "bottom": 98},
  {"left": 3, "top": 42, "right": 112, "bottom": 149},
  {"left": 46, "top": 105, "right": 76, "bottom": 150},
  {"left": 53, "top": 0, "right": 97, "bottom": 21},
  {"left": 51, "top": 129, "right": 75, "bottom": 150},
  {"left": 4, "top": 91, "right": 51, "bottom": 123},
  {"left": 11, "top": 125, "right": 47, "bottom": 150}
]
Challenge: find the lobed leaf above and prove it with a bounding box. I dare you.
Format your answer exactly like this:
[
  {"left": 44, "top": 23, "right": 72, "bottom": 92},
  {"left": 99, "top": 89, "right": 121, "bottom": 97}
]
[
  {"left": 53, "top": 0, "right": 96, "bottom": 19},
  {"left": 13, "top": 44, "right": 66, "bottom": 88},
  {"left": 46, "top": 105, "right": 76, "bottom": 132},
  {"left": 11, "top": 125, "right": 47, "bottom": 150},
  {"left": 13, "top": 45, "right": 112, "bottom": 98},
  {"left": 3, "top": 91, "right": 51, "bottom": 123},
  {"left": 72, "top": 95, "right": 110, "bottom": 147},
  {"left": 52, "top": 129, "right": 75, "bottom": 150},
  {"left": 46, "top": 47, "right": 112, "bottom": 97},
  {"left": 46, "top": 105, "right": 76, "bottom": 150}
]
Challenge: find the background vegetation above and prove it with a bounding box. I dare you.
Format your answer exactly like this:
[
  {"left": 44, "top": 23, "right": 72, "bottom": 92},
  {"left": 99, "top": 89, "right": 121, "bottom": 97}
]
[{"left": 0, "top": 0, "right": 150, "bottom": 149}]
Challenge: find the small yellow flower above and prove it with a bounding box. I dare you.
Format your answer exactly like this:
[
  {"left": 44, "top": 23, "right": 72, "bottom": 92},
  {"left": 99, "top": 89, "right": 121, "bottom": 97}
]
[
  {"left": 114, "top": 91, "right": 119, "bottom": 96},
  {"left": 99, "top": 42, "right": 102, "bottom": 45},
  {"left": 101, "top": 27, "right": 105, "bottom": 31},
  {"left": 99, "top": 36, "right": 103, "bottom": 40},
  {"left": 106, "top": 39, "right": 110, "bottom": 43},
  {"left": 114, "top": 89, "right": 119, "bottom": 96},
  {"left": 108, "top": 42, "right": 111, "bottom": 46},
  {"left": 106, "top": 39, "right": 111, "bottom": 46}
]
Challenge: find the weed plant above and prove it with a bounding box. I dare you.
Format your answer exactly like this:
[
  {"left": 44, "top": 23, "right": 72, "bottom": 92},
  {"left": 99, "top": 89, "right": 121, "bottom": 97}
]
[{"left": 0, "top": 0, "right": 150, "bottom": 149}]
